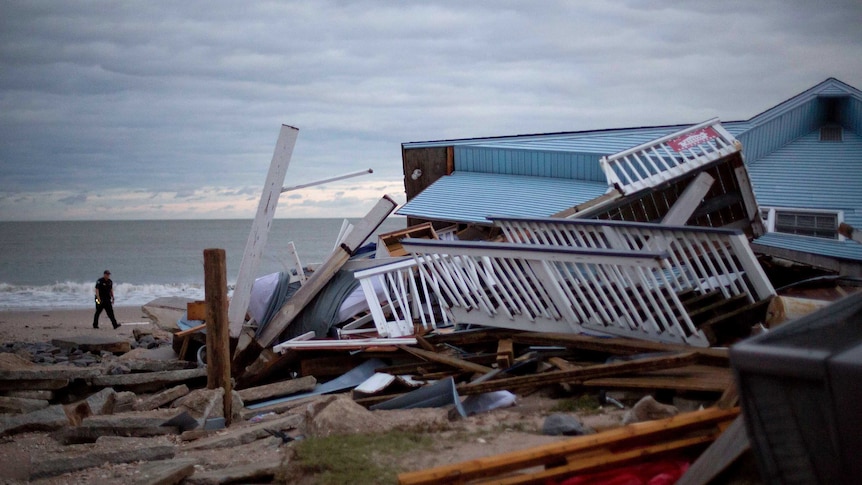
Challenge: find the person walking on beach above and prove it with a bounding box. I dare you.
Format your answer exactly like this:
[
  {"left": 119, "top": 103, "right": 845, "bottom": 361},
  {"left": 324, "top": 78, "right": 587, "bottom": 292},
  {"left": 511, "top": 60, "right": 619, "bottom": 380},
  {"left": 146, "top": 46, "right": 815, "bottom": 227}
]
[{"left": 93, "top": 270, "right": 120, "bottom": 329}]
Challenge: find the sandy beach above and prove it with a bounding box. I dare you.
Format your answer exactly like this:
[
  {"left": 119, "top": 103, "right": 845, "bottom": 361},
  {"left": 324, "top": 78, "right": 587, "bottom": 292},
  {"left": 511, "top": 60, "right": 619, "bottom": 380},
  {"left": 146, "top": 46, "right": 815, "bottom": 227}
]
[{"left": 0, "top": 306, "right": 155, "bottom": 344}]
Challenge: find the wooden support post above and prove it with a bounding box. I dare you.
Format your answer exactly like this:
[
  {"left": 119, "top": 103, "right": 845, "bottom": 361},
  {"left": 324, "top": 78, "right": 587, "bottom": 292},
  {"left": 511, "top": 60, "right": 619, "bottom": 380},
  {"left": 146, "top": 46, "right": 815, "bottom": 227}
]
[{"left": 204, "top": 248, "right": 232, "bottom": 426}]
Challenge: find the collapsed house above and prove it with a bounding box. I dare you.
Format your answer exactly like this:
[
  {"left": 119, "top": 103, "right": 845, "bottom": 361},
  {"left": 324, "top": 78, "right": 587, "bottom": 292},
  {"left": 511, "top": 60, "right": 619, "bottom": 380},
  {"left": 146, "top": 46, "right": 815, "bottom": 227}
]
[
  {"left": 398, "top": 78, "right": 862, "bottom": 278},
  {"left": 7, "top": 80, "right": 858, "bottom": 483}
]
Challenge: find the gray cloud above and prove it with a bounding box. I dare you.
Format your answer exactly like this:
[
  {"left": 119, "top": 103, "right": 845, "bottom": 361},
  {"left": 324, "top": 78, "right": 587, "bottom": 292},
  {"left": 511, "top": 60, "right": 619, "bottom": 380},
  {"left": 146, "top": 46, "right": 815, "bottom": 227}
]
[{"left": 1, "top": 0, "right": 860, "bottom": 220}]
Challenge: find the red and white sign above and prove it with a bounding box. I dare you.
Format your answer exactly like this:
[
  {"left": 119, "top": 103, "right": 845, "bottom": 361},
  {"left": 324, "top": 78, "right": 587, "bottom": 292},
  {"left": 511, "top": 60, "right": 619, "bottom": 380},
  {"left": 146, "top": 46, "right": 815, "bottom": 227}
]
[{"left": 668, "top": 127, "right": 720, "bottom": 152}]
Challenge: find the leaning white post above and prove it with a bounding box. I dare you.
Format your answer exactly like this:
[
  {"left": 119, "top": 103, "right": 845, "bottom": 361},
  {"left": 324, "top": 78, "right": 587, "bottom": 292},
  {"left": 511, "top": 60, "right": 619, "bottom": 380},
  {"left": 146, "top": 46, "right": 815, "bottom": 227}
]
[{"left": 228, "top": 125, "right": 299, "bottom": 338}]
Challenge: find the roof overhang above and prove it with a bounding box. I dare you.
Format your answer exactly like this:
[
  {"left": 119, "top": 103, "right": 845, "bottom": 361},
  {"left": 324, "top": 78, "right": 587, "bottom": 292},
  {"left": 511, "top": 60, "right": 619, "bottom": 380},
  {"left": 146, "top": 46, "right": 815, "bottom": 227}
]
[{"left": 396, "top": 171, "right": 608, "bottom": 225}]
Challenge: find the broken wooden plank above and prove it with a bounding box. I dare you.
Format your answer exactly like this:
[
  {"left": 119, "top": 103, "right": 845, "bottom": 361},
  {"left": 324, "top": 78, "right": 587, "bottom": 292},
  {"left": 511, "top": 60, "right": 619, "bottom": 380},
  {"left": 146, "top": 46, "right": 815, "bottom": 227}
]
[
  {"left": 580, "top": 365, "right": 733, "bottom": 393},
  {"left": 399, "top": 346, "right": 494, "bottom": 375},
  {"left": 234, "top": 195, "right": 397, "bottom": 375},
  {"left": 457, "top": 352, "right": 698, "bottom": 396},
  {"left": 228, "top": 124, "right": 299, "bottom": 338},
  {"left": 256, "top": 196, "right": 397, "bottom": 347},
  {"left": 236, "top": 375, "right": 317, "bottom": 404},
  {"left": 398, "top": 406, "right": 739, "bottom": 485},
  {"left": 508, "top": 332, "right": 729, "bottom": 362}
]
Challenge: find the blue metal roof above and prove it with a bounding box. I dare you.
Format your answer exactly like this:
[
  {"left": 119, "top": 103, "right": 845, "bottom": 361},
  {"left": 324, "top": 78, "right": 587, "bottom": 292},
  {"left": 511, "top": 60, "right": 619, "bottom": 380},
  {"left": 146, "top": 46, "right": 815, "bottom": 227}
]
[
  {"left": 404, "top": 123, "right": 750, "bottom": 155},
  {"left": 396, "top": 171, "right": 608, "bottom": 225},
  {"left": 747, "top": 128, "right": 862, "bottom": 228},
  {"left": 754, "top": 232, "right": 862, "bottom": 263},
  {"left": 400, "top": 78, "right": 862, "bottom": 264}
]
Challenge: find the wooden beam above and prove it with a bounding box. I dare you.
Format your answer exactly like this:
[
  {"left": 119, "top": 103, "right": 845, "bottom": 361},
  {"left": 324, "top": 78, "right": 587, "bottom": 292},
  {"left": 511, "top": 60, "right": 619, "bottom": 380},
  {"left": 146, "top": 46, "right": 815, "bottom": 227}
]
[
  {"left": 233, "top": 196, "right": 397, "bottom": 372},
  {"left": 397, "top": 406, "right": 739, "bottom": 485},
  {"left": 399, "top": 346, "right": 493, "bottom": 375},
  {"left": 496, "top": 339, "right": 514, "bottom": 369},
  {"left": 508, "top": 332, "right": 729, "bottom": 362},
  {"left": 255, "top": 195, "right": 396, "bottom": 348},
  {"left": 204, "top": 248, "right": 232, "bottom": 426},
  {"left": 456, "top": 352, "right": 698, "bottom": 396},
  {"left": 228, "top": 125, "right": 299, "bottom": 338}
]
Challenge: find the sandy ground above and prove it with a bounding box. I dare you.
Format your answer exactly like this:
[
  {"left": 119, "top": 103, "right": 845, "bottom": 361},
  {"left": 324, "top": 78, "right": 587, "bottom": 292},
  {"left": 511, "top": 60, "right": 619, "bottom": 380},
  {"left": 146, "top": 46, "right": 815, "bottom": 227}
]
[{"left": 0, "top": 306, "right": 156, "bottom": 344}]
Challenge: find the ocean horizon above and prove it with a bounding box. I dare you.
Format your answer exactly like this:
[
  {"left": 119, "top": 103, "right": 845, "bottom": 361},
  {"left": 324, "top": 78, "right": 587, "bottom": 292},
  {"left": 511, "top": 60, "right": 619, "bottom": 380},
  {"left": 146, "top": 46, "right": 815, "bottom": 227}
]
[{"left": 0, "top": 217, "right": 406, "bottom": 311}]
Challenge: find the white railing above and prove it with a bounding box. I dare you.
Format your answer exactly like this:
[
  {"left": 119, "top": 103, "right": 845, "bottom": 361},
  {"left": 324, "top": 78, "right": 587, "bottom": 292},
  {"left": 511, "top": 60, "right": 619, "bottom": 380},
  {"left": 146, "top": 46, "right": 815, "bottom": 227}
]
[
  {"left": 492, "top": 216, "right": 775, "bottom": 304},
  {"left": 353, "top": 258, "right": 450, "bottom": 338},
  {"left": 600, "top": 118, "right": 741, "bottom": 195},
  {"left": 402, "top": 239, "right": 712, "bottom": 347}
]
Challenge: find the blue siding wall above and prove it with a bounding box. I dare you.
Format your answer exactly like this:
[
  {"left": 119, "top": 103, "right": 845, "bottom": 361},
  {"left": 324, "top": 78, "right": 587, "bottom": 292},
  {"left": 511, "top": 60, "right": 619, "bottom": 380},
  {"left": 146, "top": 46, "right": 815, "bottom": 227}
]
[
  {"left": 738, "top": 99, "right": 826, "bottom": 163},
  {"left": 455, "top": 146, "right": 606, "bottom": 182},
  {"left": 841, "top": 96, "right": 862, "bottom": 137}
]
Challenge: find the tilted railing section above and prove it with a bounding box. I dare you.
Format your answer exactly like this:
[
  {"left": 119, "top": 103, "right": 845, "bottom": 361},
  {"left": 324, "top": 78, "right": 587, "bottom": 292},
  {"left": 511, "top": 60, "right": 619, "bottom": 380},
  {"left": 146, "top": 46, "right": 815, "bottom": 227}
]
[
  {"left": 600, "top": 118, "right": 741, "bottom": 195},
  {"left": 401, "top": 238, "right": 712, "bottom": 347},
  {"left": 353, "top": 258, "right": 449, "bottom": 338},
  {"left": 493, "top": 215, "right": 776, "bottom": 305}
]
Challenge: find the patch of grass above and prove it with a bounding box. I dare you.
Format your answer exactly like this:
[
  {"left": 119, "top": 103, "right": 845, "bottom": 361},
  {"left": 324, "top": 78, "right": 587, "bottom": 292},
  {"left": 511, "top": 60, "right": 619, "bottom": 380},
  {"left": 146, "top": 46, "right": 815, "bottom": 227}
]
[
  {"left": 286, "top": 430, "right": 434, "bottom": 485},
  {"left": 551, "top": 394, "right": 602, "bottom": 415}
]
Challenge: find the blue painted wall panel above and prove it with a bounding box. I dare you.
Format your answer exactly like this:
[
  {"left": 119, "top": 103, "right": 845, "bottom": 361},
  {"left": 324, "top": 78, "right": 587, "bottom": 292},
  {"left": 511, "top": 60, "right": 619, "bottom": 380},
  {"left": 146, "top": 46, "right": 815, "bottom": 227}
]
[{"left": 455, "top": 146, "right": 605, "bottom": 182}]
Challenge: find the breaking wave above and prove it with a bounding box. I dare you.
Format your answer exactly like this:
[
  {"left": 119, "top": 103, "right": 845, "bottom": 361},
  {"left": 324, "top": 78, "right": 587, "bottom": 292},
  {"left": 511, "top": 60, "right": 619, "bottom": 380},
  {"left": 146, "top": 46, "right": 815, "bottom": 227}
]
[{"left": 0, "top": 281, "right": 208, "bottom": 311}]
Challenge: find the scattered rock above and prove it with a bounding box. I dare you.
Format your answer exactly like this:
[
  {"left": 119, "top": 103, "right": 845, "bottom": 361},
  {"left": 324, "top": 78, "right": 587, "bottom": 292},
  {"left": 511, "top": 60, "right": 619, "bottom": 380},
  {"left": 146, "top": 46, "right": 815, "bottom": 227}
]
[
  {"left": 306, "top": 394, "right": 386, "bottom": 437},
  {"left": 622, "top": 395, "right": 679, "bottom": 425},
  {"left": 542, "top": 413, "right": 595, "bottom": 436},
  {"left": 134, "top": 384, "right": 190, "bottom": 411},
  {"left": 0, "top": 395, "right": 50, "bottom": 414}
]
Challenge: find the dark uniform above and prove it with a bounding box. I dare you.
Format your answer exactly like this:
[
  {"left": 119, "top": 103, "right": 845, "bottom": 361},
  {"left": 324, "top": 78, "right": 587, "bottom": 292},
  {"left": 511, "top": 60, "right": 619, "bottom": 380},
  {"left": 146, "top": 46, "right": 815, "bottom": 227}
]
[{"left": 93, "top": 270, "right": 120, "bottom": 329}]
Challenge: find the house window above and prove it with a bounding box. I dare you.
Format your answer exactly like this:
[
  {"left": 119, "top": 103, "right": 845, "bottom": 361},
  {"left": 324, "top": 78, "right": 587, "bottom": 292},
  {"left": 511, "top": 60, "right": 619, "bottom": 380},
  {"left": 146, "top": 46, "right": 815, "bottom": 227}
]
[
  {"left": 774, "top": 210, "right": 839, "bottom": 239},
  {"left": 820, "top": 125, "right": 843, "bottom": 142}
]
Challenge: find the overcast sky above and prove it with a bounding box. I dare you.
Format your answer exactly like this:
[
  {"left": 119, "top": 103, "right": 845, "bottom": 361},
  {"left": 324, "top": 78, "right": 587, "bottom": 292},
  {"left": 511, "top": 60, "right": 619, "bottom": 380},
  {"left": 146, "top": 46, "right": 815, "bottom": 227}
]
[{"left": 1, "top": 1, "right": 860, "bottom": 221}]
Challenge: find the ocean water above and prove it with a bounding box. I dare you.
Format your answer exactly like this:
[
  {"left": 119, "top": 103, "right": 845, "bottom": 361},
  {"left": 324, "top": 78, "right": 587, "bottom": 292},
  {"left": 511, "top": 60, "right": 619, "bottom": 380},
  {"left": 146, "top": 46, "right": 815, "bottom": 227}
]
[{"left": 0, "top": 218, "right": 406, "bottom": 311}]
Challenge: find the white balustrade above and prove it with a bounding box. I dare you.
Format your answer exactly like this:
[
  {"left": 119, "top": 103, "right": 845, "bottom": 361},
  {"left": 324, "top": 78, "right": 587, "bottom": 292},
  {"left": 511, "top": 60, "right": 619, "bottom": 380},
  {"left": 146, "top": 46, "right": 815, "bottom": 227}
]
[{"left": 600, "top": 118, "right": 741, "bottom": 195}]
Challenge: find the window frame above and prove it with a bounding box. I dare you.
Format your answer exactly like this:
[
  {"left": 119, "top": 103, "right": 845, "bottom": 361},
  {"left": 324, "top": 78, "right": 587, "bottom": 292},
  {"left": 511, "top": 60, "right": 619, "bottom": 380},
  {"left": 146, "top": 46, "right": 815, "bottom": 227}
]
[{"left": 760, "top": 206, "right": 844, "bottom": 241}]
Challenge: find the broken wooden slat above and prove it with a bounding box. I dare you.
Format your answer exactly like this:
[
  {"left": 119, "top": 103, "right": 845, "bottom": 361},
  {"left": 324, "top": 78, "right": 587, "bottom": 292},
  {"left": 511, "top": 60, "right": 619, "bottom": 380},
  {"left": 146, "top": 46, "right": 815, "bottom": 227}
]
[
  {"left": 256, "top": 195, "right": 397, "bottom": 347},
  {"left": 580, "top": 365, "right": 733, "bottom": 393},
  {"left": 508, "top": 332, "right": 729, "bottom": 362},
  {"left": 236, "top": 375, "right": 317, "bottom": 404},
  {"left": 456, "top": 352, "right": 698, "bottom": 396},
  {"left": 399, "top": 345, "right": 494, "bottom": 375},
  {"left": 488, "top": 432, "right": 720, "bottom": 485},
  {"left": 397, "top": 406, "right": 739, "bottom": 485}
]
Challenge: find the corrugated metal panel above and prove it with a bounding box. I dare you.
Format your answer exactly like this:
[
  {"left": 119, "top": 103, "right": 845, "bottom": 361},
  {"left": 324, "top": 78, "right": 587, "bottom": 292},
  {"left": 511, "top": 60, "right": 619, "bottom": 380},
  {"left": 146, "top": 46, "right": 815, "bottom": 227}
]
[
  {"left": 747, "top": 129, "right": 862, "bottom": 214},
  {"left": 754, "top": 232, "right": 862, "bottom": 262},
  {"left": 395, "top": 171, "right": 608, "bottom": 225}
]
